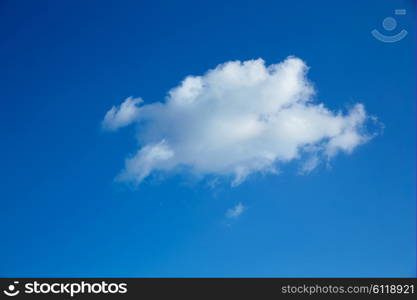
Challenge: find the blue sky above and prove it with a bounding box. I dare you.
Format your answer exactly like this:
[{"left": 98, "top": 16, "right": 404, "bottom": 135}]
[{"left": 0, "top": 0, "right": 415, "bottom": 277}]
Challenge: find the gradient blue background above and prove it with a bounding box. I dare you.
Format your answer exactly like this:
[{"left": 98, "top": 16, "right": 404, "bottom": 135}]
[{"left": 0, "top": 0, "right": 415, "bottom": 277}]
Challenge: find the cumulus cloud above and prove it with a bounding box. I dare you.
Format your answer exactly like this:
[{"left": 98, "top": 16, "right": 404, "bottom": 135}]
[
  {"left": 103, "top": 57, "right": 376, "bottom": 185},
  {"left": 226, "top": 203, "right": 245, "bottom": 219}
]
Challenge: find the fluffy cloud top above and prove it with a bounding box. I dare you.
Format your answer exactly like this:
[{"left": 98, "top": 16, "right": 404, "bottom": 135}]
[{"left": 103, "top": 57, "right": 375, "bottom": 186}]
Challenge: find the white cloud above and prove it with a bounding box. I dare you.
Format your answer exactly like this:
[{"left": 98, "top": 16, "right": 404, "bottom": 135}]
[
  {"left": 226, "top": 203, "right": 245, "bottom": 219},
  {"left": 103, "top": 57, "right": 377, "bottom": 185},
  {"left": 299, "top": 154, "right": 320, "bottom": 175},
  {"left": 102, "top": 97, "right": 142, "bottom": 131}
]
